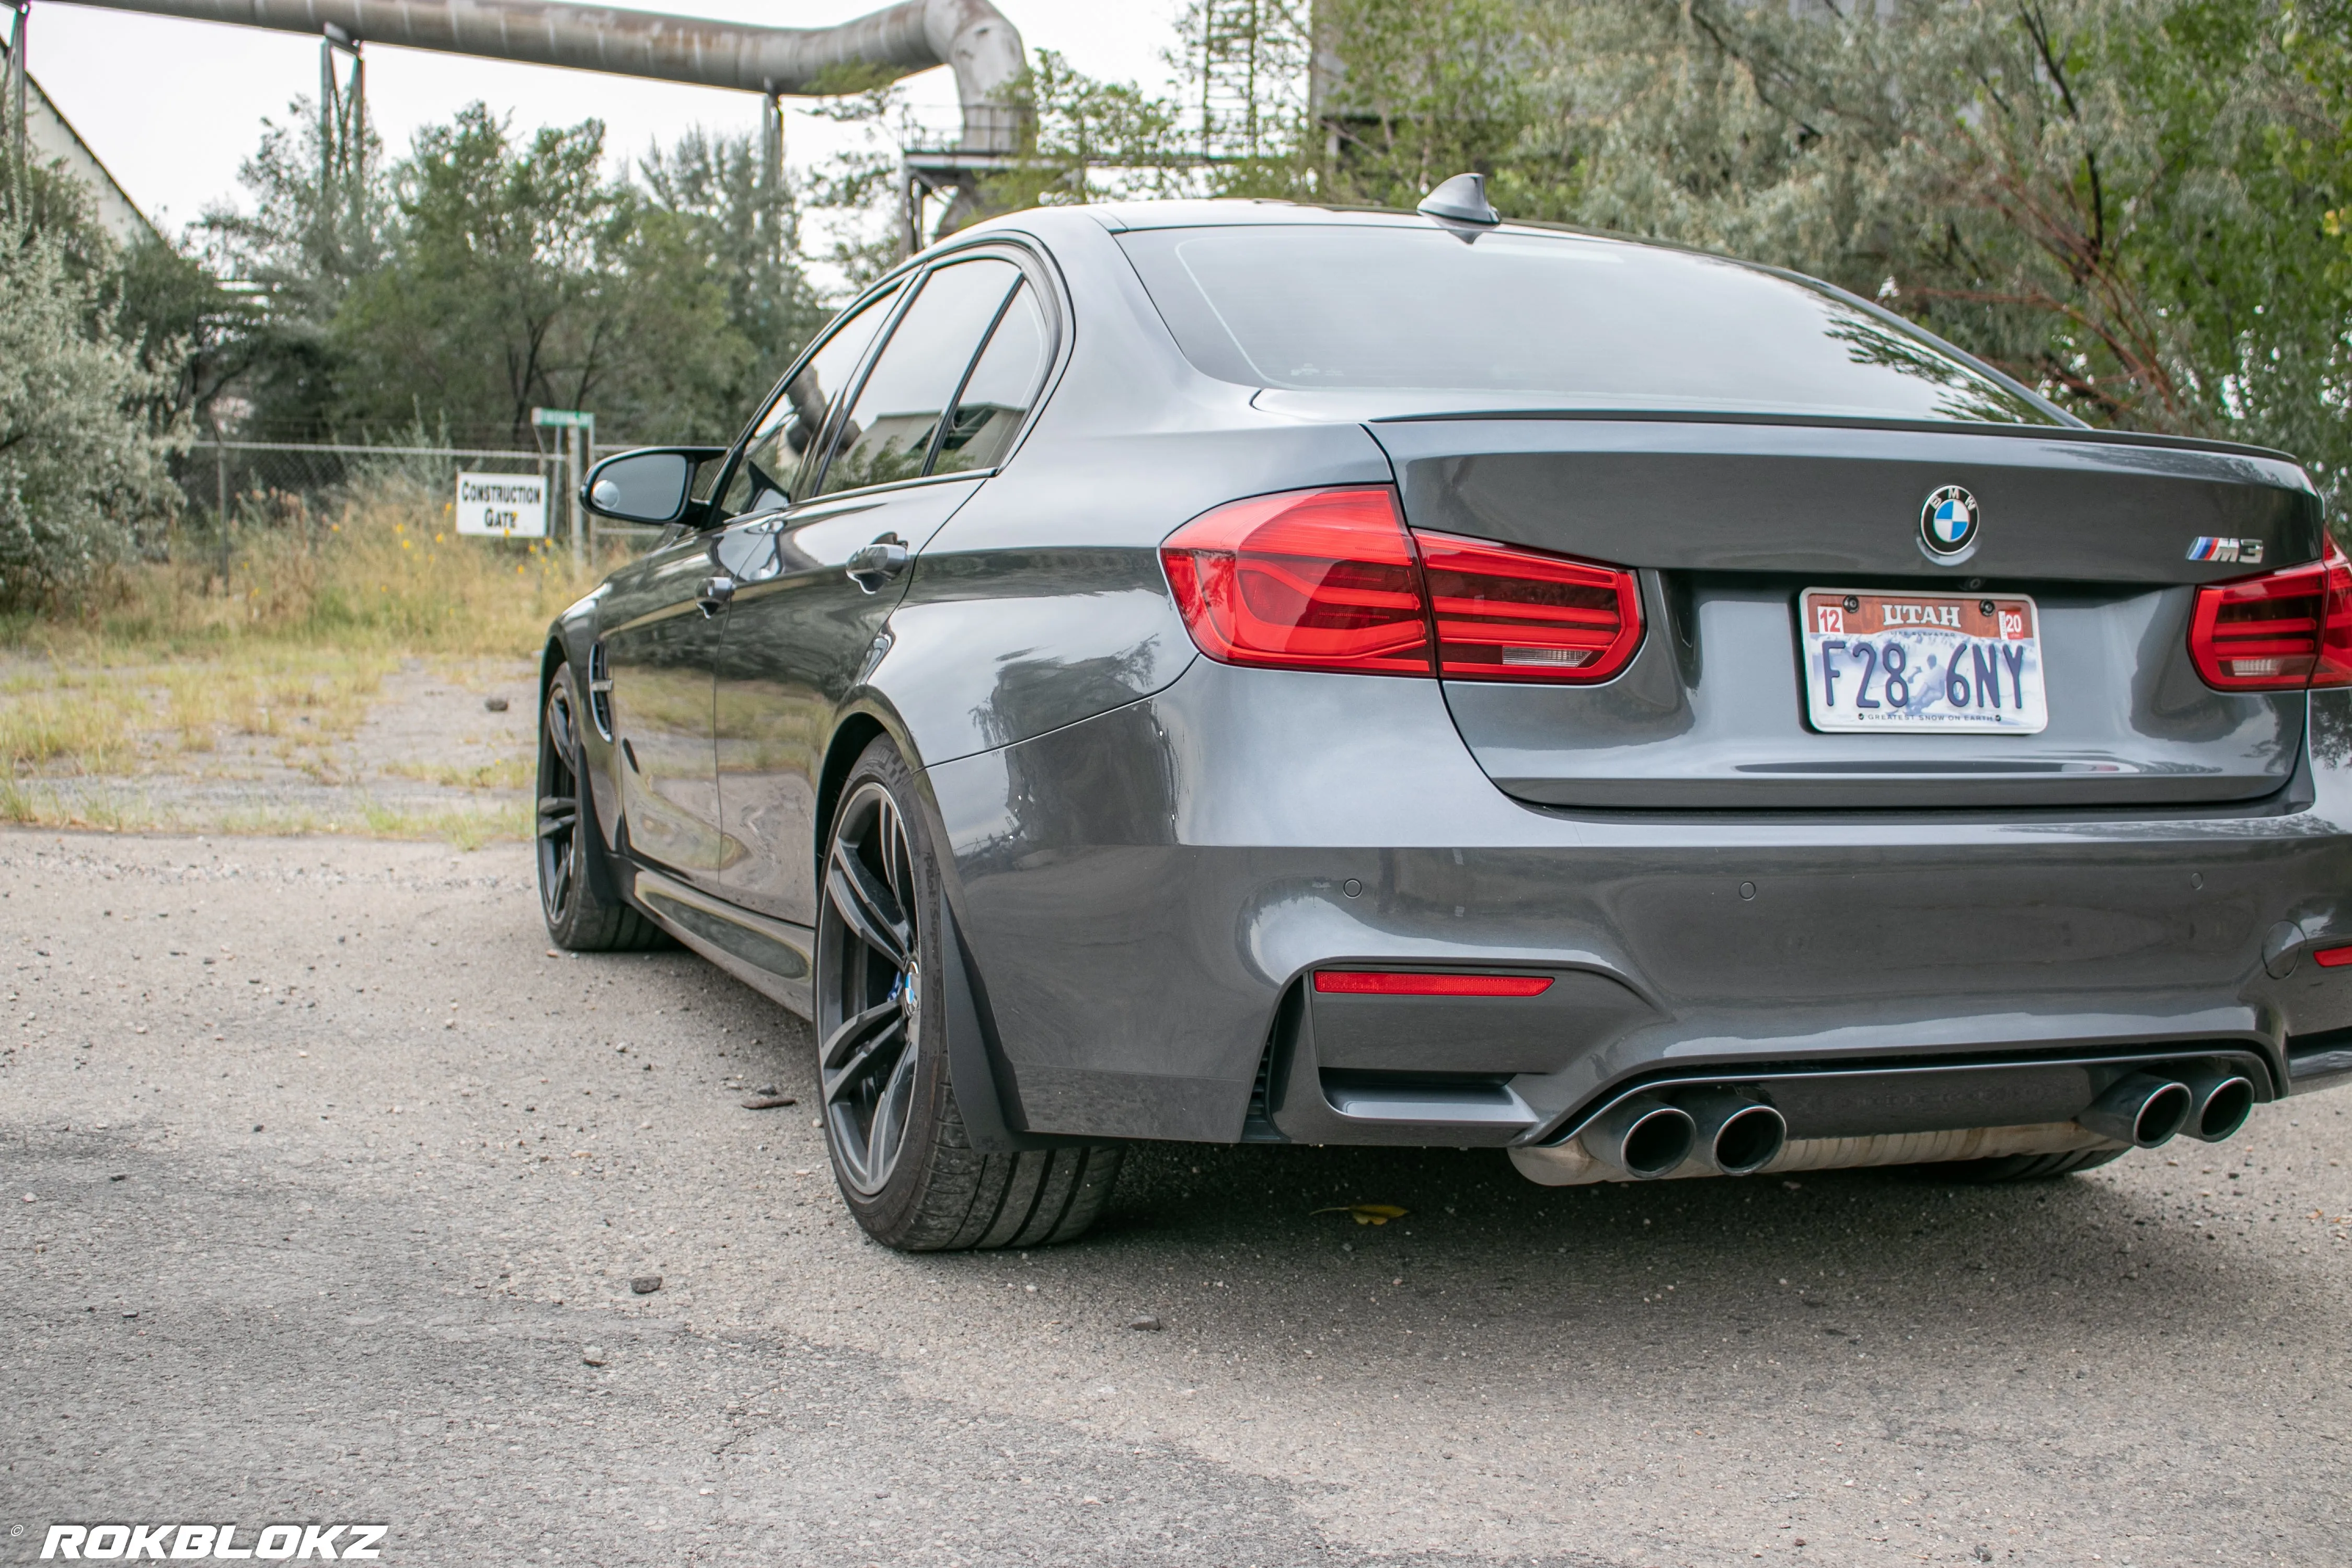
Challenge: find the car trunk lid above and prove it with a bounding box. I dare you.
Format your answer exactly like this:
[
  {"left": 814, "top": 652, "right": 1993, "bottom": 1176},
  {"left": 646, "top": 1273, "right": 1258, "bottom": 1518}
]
[{"left": 1367, "top": 417, "right": 2322, "bottom": 810}]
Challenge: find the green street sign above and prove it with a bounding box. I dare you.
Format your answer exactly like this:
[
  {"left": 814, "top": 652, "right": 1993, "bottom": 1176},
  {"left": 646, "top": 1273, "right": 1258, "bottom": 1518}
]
[{"left": 532, "top": 407, "right": 594, "bottom": 429}]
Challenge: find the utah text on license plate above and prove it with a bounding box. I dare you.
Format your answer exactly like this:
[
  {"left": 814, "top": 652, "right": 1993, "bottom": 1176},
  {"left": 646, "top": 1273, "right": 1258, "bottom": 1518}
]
[{"left": 1800, "top": 590, "right": 2049, "bottom": 734}]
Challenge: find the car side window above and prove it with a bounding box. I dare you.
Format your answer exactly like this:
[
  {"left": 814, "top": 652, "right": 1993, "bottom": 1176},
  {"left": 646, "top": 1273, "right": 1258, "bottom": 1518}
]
[
  {"left": 818, "top": 258, "right": 1022, "bottom": 497},
  {"left": 931, "top": 281, "right": 1050, "bottom": 476},
  {"left": 717, "top": 282, "right": 904, "bottom": 520}
]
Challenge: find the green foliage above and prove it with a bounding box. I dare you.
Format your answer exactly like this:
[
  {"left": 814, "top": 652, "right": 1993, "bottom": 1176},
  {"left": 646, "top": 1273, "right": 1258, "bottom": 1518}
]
[
  {"left": 197, "top": 97, "right": 393, "bottom": 440},
  {"left": 197, "top": 102, "right": 816, "bottom": 446},
  {"left": 1554, "top": 0, "right": 2352, "bottom": 492},
  {"left": 334, "top": 106, "right": 640, "bottom": 443},
  {"left": 1303, "top": 0, "right": 1572, "bottom": 215},
  {"left": 1006, "top": 0, "right": 2349, "bottom": 495},
  {"left": 972, "top": 49, "right": 1201, "bottom": 211},
  {"left": 0, "top": 205, "right": 180, "bottom": 606},
  {"left": 636, "top": 128, "right": 829, "bottom": 406}
]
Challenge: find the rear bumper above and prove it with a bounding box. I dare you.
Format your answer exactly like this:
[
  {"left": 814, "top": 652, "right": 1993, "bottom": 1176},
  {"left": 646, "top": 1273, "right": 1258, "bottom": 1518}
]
[{"left": 923, "top": 661, "right": 2352, "bottom": 1146}]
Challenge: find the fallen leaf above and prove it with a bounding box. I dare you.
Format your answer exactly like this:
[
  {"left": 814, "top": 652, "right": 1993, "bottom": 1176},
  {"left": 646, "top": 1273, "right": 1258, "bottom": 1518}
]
[{"left": 1312, "top": 1203, "right": 1408, "bottom": 1226}]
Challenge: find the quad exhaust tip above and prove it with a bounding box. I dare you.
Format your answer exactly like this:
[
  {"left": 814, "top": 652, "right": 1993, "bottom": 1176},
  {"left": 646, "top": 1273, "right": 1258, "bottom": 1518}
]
[
  {"left": 1576, "top": 1090, "right": 1789, "bottom": 1179},
  {"left": 1578, "top": 1094, "right": 1697, "bottom": 1179},
  {"left": 2078, "top": 1073, "right": 2195, "bottom": 1148},
  {"left": 2077, "top": 1064, "right": 2259, "bottom": 1149},
  {"left": 1674, "top": 1088, "right": 1788, "bottom": 1176},
  {"left": 2178, "top": 1065, "right": 2255, "bottom": 1144},
  {"left": 1561, "top": 1059, "right": 2255, "bottom": 1183}
]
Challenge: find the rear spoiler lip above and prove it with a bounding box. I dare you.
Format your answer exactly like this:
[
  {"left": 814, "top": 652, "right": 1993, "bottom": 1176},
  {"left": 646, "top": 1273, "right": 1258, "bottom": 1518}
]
[{"left": 1351, "top": 406, "right": 2306, "bottom": 469}]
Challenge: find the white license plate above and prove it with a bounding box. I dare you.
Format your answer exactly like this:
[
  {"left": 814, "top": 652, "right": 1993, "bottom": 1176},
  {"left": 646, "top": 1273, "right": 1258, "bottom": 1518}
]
[{"left": 1800, "top": 589, "right": 2049, "bottom": 734}]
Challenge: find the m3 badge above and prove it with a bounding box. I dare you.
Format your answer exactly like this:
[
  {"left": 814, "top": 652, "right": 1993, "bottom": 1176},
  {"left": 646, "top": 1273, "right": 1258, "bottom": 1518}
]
[{"left": 2187, "top": 537, "right": 2265, "bottom": 564}]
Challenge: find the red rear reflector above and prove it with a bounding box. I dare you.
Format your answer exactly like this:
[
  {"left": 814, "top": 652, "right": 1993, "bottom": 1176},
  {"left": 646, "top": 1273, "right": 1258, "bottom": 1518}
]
[
  {"left": 2314, "top": 944, "right": 2352, "bottom": 969},
  {"left": 2189, "top": 540, "right": 2352, "bottom": 691},
  {"left": 1414, "top": 530, "right": 1644, "bottom": 683},
  {"left": 1160, "top": 488, "right": 1432, "bottom": 675},
  {"left": 1313, "top": 970, "right": 1553, "bottom": 997}
]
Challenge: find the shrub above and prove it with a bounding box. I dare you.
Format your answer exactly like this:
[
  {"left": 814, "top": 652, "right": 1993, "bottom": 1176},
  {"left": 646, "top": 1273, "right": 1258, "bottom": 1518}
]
[{"left": 0, "top": 213, "right": 181, "bottom": 607}]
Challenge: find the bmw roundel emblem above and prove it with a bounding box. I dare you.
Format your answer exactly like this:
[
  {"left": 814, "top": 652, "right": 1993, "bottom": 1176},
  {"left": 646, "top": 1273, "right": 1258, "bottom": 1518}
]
[{"left": 1919, "top": 485, "right": 1979, "bottom": 557}]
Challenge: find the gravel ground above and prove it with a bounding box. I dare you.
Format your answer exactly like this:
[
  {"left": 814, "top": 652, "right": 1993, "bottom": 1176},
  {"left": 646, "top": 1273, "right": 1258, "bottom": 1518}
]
[
  {"left": 9, "top": 658, "right": 537, "bottom": 833},
  {"left": 3, "top": 831, "right": 2349, "bottom": 1567}
]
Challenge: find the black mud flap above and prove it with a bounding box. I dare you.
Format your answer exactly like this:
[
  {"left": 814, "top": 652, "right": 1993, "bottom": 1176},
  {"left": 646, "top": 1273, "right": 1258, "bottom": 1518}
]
[{"left": 937, "top": 889, "right": 1077, "bottom": 1155}]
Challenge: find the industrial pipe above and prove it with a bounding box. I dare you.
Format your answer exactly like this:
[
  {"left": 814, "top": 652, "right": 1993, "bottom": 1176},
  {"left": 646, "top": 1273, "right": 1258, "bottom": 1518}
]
[{"left": 51, "top": 0, "right": 1027, "bottom": 149}]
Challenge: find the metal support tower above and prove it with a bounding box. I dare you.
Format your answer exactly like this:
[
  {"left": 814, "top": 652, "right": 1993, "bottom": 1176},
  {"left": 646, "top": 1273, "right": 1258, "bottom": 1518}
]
[
  {"left": 318, "top": 21, "right": 363, "bottom": 258},
  {"left": 759, "top": 86, "right": 785, "bottom": 264}
]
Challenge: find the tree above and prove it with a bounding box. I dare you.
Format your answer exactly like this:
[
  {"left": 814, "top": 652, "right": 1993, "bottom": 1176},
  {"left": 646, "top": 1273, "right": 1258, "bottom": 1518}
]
[
  {"left": 1553, "top": 0, "right": 2352, "bottom": 494},
  {"left": 304, "top": 106, "right": 820, "bottom": 445},
  {"left": 636, "top": 127, "right": 829, "bottom": 413},
  {"left": 1004, "top": 0, "right": 2350, "bottom": 498},
  {"left": 198, "top": 96, "right": 393, "bottom": 441},
  {"left": 0, "top": 197, "right": 179, "bottom": 606}
]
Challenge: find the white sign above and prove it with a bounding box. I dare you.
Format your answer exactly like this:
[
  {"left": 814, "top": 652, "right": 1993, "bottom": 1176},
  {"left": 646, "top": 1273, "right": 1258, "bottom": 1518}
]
[{"left": 454, "top": 471, "right": 548, "bottom": 538}]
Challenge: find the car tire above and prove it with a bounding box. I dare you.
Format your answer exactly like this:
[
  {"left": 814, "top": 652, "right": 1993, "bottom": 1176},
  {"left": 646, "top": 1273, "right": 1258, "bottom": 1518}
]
[
  {"left": 816, "top": 736, "right": 1123, "bottom": 1251},
  {"left": 538, "top": 661, "right": 667, "bottom": 953},
  {"left": 1928, "top": 1147, "right": 2129, "bottom": 1182}
]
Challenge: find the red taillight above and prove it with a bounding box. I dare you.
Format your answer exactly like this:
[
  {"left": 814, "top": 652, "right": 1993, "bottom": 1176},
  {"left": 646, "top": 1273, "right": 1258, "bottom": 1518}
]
[
  {"left": 1160, "top": 488, "right": 1643, "bottom": 684},
  {"left": 1313, "top": 970, "right": 1554, "bottom": 997},
  {"left": 2314, "top": 944, "right": 2352, "bottom": 969},
  {"left": 1416, "top": 529, "right": 1644, "bottom": 682},
  {"left": 2189, "top": 540, "right": 2352, "bottom": 691},
  {"left": 1159, "top": 488, "right": 1432, "bottom": 675}
]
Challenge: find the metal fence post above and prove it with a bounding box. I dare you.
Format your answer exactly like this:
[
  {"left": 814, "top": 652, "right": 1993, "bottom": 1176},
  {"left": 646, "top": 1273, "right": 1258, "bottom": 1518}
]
[{"left": 570, "top": 426, "right": 585, "bottom": 563}]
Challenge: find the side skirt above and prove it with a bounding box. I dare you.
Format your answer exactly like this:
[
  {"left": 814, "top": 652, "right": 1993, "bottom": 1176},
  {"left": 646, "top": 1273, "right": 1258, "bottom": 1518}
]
[{"left": 626, "top": 864, "right": 814, "bottom": 1020}]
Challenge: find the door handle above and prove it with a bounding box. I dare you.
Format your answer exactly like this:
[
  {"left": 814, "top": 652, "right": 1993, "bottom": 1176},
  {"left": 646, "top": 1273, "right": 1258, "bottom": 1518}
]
[
  {"left": 697, "top": 574, "right": 736, "bottom": 615},
  {"left": 845, "top": 540, "right": 910, "bottom": 593}
]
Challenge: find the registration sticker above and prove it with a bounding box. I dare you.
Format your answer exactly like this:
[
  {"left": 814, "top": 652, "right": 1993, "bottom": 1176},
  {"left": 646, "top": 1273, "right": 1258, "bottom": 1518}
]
[{"left": 1800, "top": 589, "right": 2049, "bottom": 734}]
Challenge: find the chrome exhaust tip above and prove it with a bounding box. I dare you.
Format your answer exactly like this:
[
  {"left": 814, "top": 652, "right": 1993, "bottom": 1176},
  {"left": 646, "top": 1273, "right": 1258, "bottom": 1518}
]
[
  {"left": 2078, "top": 1072, "right": 2194, "bottom": 1148},
  {"left": 2176, "top": 1064, "right": 2256, "bottom": 1144},
  {"left": 1577, "top": 1095, "right": 1698, "bottom": 1180},
  {"left": 1674, "top": 1088, "right": 1788, "bottom": 1176}
]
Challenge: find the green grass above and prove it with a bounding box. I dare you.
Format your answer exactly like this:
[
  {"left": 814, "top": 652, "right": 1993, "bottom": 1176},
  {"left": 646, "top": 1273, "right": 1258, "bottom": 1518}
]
[
  {"left": 0, "top": 777, "right": 533, "bottom": 849},
  {"left": 0, "top": 477, "right": 606, "bottom": 847}
]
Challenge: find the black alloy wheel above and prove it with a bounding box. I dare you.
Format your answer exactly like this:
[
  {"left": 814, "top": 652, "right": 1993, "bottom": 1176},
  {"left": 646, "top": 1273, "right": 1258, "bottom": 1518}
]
[
  {"left": 817, "top": 778, "right": 925, "bottom": 1195},
  {"left": 536, "top": 661, "right": 664, "bottom": 952},
  {"left": 537, "top": 672, "right": 587, "bottom": 929},
  {"left": 812, "top": 737, "right": 1124, "bottom": 1250}
]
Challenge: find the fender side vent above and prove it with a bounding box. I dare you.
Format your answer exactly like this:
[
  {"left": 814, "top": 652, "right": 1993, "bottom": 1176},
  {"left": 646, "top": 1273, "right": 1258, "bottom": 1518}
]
[{"left": 587, "top": 640, "right": 614, "bottom": 740}]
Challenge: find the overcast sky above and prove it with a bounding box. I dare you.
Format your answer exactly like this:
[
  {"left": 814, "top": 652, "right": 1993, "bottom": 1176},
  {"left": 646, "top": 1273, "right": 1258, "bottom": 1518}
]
[{"left": 27, "top": 0, "right": 1190, "bottom": 245}]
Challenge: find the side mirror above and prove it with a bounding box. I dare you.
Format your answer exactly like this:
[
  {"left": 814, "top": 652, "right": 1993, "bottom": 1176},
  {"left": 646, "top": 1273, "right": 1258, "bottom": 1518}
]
[{"left": 581, "top": 447, "right": 724, "bottom": 526}]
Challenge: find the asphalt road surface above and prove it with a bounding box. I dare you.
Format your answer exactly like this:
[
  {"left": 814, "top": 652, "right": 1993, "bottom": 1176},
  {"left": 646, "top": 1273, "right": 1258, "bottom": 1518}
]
[{"left": 4, "top": 831, "right": 2348, "bottom": 1567}]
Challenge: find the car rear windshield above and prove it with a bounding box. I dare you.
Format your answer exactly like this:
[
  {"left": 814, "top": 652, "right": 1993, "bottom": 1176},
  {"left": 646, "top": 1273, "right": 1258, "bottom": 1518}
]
[{"left": 1116, "top": 224, "right": 2059, "bottom": 425}]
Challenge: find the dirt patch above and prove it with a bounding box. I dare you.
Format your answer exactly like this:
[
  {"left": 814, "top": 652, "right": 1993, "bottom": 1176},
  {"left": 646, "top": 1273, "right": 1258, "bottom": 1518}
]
[{"left": 0, "top": 654, "right": 540, "bottom": 844}]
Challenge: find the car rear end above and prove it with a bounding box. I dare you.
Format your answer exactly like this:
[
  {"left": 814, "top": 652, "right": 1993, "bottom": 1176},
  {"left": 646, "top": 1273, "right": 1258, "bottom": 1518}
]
[{"left": 925, "top": 206, "right": 2352, "bottom": 1181}]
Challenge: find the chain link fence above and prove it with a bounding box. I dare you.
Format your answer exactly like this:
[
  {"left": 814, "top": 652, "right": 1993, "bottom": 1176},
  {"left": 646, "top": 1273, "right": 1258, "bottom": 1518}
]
[{"left": 171, "top": 441, "right": 662, "bottom": 571}]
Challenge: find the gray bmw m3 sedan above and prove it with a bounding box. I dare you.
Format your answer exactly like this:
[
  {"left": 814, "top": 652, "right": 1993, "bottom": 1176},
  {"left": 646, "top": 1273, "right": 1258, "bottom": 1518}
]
[{"left": 540, "top": 179, "right": 2352, "bottom": 1250}]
